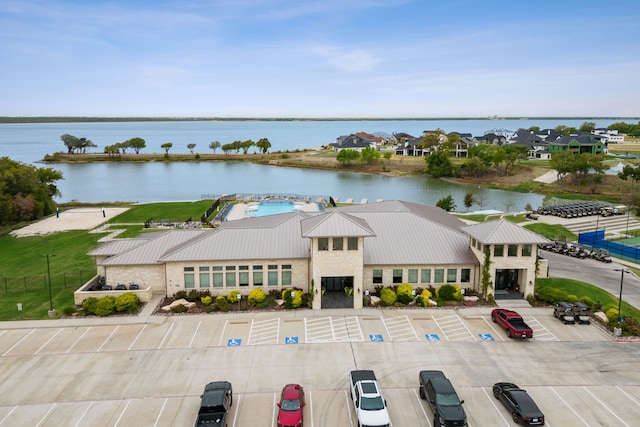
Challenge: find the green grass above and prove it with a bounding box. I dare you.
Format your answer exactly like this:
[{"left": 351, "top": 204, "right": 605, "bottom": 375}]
[
  {"left": 106, "top": 200, "right": 217, "bottom": 224},
  {"left": 524, "top": 223, "right": 577, "bottom": 241},
  {"left": 537, "top": 277, "right": 640, "bottom": 321}
]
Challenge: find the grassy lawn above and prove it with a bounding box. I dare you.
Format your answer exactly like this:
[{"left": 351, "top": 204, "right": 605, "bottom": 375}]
[
  {"left": 106, "top": 200, "right": 217, "bottom": 224},
  {"left": 536, "top": 277, "right": 640, "bottom": 321},
  {"left": 524, "top": 222, "right": 577, "bottom": 241}
]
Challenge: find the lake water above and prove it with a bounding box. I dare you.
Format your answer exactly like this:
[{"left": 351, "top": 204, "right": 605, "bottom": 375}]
[{"left": 0, "top": 118, "right": 632, "bottom": 209}]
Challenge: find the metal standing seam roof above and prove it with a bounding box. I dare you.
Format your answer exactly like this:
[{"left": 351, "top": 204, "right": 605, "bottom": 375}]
[
  {"left": 300, "top": 211, "right": 376, "bottom": 238},
  {"left": 88, "top": 237, "right": 154, "bottom": 256},
  {"left": 98, "top": 230, "right": 211, "bottom": 265},
  {"left": 461, "top": 219, "right": 550, "bottom": 245}
]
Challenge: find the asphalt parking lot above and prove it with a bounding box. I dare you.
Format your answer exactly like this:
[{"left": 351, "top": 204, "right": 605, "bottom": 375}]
[{"left": 0, "top": 307, "right": 638, "bottom": 427}]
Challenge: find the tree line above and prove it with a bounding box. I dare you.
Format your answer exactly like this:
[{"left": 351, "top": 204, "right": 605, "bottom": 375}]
[
  {"left": 60, "top": 134, "right": 272, "bottom": 156},
  {"left": 0, "top": 157, "right": 62, "bottom": 226}
]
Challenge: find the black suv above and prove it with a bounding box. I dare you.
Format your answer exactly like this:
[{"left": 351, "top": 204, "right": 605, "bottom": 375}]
[
  {"left": 194, "top": 381, "right": 233, "bottom": 427},
  {"left": 419, "top": 370, "right": 467, "bottom": 427}
]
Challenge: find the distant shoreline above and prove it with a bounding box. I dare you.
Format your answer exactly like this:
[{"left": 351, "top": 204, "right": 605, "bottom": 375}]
[{"left": 1, "top": 116, "right": 638, "bottom": 124}]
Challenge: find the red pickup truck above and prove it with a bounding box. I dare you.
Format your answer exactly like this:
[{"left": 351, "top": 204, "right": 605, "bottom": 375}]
[{"left": 491, "top": 308, "right": 533, "bottom": 339}]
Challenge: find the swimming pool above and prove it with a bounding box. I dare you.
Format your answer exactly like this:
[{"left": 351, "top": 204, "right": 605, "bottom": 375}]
[{"left": 246, "top": 201, "right": 306, "bottom": 217}]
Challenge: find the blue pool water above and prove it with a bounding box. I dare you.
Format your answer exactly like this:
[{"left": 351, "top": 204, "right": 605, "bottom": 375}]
[{"left": 247, "top": 201, "right": 304, "bottom": 217}]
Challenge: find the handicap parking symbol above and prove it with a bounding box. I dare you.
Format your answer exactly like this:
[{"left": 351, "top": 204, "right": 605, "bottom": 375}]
[
  {"left": 369, "top": 334, "right": 384, "bottom": 342},
  {"left": 479, "top": 333, "right": 494, "bottom": 341},
  {"left": 425, "top": 334, "right": 440, "bottom": 341},
  {"left": 285, "top": 336, "right": 299, "bottom": 344},
  {"left": 227, "top": 338, "right": 242, "bottom": 346}
]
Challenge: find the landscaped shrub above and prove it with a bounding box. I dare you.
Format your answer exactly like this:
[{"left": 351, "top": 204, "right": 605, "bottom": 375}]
[
  {"left": 396, "top": 283, "right": 415, "bottom": 304},
  {"left": 226, "top": 290, "right": 240, "bottom": 304},
  {"left": 83, "top": 297, "right": 99, "bottom": 315},
  {"left": 606, "top": 307, "right": 619, "bottom": 323},
  {"left": 201, "top": 295, "right": 213, "bottom": 306},
  {"left": 171, "top": 304, "right": 187, "bottom": 313},
  {"left": 380, "top": 288, "right": 397, "bottom": 306},
  {"left": 95, "top": 296, "right": 116, "bottom": 316},
  {"left": 213, "top": 296, "right": 231, "bottom": 312},
  {"left": 415, "top": 289, "right": 433, "bottom": 307},
  {"left": 436, "top": 284, "right": 458, "bottom": 302},
  {"left": 115, "top": 292, "right": 140, "bottom": 313},
  {"left": 63, "top": 306, "right": 76, "bottom": 316},
  {"left": 248, "top": 288, "right": 267, "bottom": 306},
  {"left": 579, "top": 296, "right": 595, "bottom": 308},
  {"left": 282, "top": 288, "right": 303, "bottom": 308}
]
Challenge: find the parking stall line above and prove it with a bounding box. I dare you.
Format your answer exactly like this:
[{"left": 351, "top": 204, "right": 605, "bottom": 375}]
[
  {"left": 550, "top": 386, "right": 591, "bottom": 426},
  {"left": 0, "top": 406, "right": 16, "bottom": 426},
  {"left": 126, "top": 324, "right": 147, "bottom": 351},
  {"left": 113, "top": 399, "right": 131, "bottom": 427},
  {"left": 35, "top": 403, "right": 57, "bottom": 427},
  {"left": 482, "top": 317, "right": 506, "bottom": 341},
  {"left": 342, "top": 316, "right": 363, "bottom": 341},
  {"left": 34, "top": 328, "right": 63, "bottom": 355},
  {"left": 65, "top": 327, "right": 92, "bottom": 354},
  {"left": 72, "top": 402, "right": 93, "bottom": 427},
  {"left": 344, "top": 390, "right": 354, "bottom": 427},
  {"left": 2, "top": 329, "right": 35, "bottom": 356},
  {"left": 97, "top": 326, "right": 120, "bottom": 352},
  {"left": 248, "top": 318, "right": 280, "bottom": 346},
  {"left": 480, "top": 387, "right": 510, "bottom": 427},
  {"left": 217, "top": 320, "right": 228, "bottom": 347},
  {"left": 525, "top": 317, "right": 558, "bottom": 341},
  {"left": 188, "top": 321, "right": 201, "bottom": 348},
  {"left": 156, "top": 323, "right": 175, "bottom": 350},
  {"left": 617, "top": 385, "right": 640, "bottom": 406},
  {"left": 152, "top": 397, "right": 169, "bottom": 427},
  {"left": 383, "top": 316, "right": 419, "bottom": 341},
  {"left": 231, "top": 394, "right": 241, "bottom": 427},
  {"left": 304, "top": 317, "right": 333, "bottom": 343},
  {"left": 271, "top": 393, "right": 276, "bottom": 427},
  {"left": 412, "top": 387, "right": 432, "bottom": 426},
  {"left": 583, "top": 386, "right": 629, "bottom": 427},
  {"left": 309, "top": 391, "right": 314, "bottom": 427},
  {"left": 433, "top": 315, "right": 474, "bottom": 341}
]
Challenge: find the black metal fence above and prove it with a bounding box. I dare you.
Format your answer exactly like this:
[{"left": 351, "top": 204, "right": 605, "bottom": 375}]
[{"left": 0, "top": 271, "right": 95, "bottom": 294}]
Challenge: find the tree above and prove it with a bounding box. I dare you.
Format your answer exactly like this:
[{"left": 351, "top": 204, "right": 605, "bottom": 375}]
[
  {"left": 126, "top": 137, "right": 146, "bottom": 154},
  {"left": 161, "top": 142, "right": 173, "bottom": 155},
  {"left": 60, "top": 134, "right": 96, "bottom": 154},
  {"left": 0, "top": 157, "right": 62, "bottom": 225},
  {"left": 336, "top": 149, "right": 360, "bottom": 165},
  {"left": 104, "top": 145, "right": 119, "bottom": 157},
  {"left": 436, "top": 194, "right": 456, "bottom": 212},
  {"left": 425, "top": 151, "right": 454, "bottom": 177},
  {"left": 255, "top": 138, "right": 272, "bottom": 154},
  {"left": 579, "top": 121, "right": 596, "bottom": 133},
  {"left": 187, "top": 143, "right": 196, "bottom": 154},
  {"left": 463, "top": 192, "right": 475, "bottom": 212},
  {"left": 239, "top": 139, "right": 254, "bottom": 154},
  {"left": 360, "top": 147, "right": 381, "bottom": 164},
  {"left": 209, "top": 141, "right": 221, "bottom": 153},
  {"left": 221, "top": 143, "right": 235, "bottom": 155},
  {"left": 383, "top": 151, "right": 392, "bottom": 162}
]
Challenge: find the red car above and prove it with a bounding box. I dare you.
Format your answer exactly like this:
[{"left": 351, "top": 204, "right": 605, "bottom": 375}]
[{"left": 277, "top": 384, "right": 305, "bottom": 427}]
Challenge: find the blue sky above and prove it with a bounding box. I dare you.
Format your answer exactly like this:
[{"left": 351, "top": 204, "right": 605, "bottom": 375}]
[{"left": 1, "top": 0, "right": 639, "bottom": 117}]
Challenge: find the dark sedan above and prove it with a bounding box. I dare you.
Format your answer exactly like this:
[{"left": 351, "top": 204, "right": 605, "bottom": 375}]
[{"left": 493, "top": 382, "right": 544, "bottom": 425}]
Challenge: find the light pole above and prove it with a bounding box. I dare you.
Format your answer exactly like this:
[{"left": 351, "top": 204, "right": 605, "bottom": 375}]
[
  {"left": 614, "top": 268, "right": 629, "bottom": 333},
  {"left": 44, "top": 254, "right": 56, "bottom": 317}
]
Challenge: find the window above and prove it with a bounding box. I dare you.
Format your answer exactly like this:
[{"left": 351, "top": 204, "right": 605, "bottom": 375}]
[
  {"left": 447, "top": 269, "right": 457, "bottom": 283},
  {"left": 373, "top": 269, "right": 383, "bottom": 284},
  {"left": 253, "top": 265, "right": 263, "bottom": 286},
  {"left": 434, "top": 269, "right": 444, "bottom": 283},
  {"left": 522, "top": 244, "right": 532, "bottom": 257},
  {"left": 494, "top": 245, "right": 504, "bottom": 257},
  {"left": 508, "top": 245, "right": 518, "bottom": 257},
  {"left": 408, "top": 269, "right": 418, "bottom": 283},
  {"left": 471, "top": 238, "right": 476, "bottom": 247},
  {"left": 392, "top": 269, "right": 403, "bottom": 283},
  {"left": 213, "top": 272, "right": 223, "bottom": 288},
  {"left": 184, "top": 267, "right": 195, "bottom": 289},
  {"left": 461, "top": 268, "right": 471, "bottom": 283},
  {"left": 239, "top": 271, "right": 249, "bottom": 287},
  {"left": 420, "top": 269, "right": 431, "bottom": 284},
  {"left": 282, "top": 264, "right": 291, "bottom": 270},
  {"left": 348, "top": 237, "right": 358, "bottom": 250},
  {"left": 282, "top": 270, "right": 292, "bottom": 286},
  {"left": 268, "top": 271, "right": 278, "bottom": 286},
  {"left": 199, "top": 266, "right": 210, "bottom": 288},
  {"left": 333, "top": 237, "right": 343, "bottom": 250},
  {"left": 318, "top": 238, "right": 329, "bottom": 251},
  {"left": 225, "top": 274, "right": 236, "bottom": 288}
]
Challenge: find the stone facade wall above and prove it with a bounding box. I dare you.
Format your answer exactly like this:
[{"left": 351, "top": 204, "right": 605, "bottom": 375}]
[{"left": 106, "top": 265, "right": 165, "bottom": 293}]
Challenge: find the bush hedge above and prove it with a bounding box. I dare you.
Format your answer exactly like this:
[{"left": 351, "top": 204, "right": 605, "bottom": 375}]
[{"left": 380, "top": 288, "right": 397, "bottom": 306}]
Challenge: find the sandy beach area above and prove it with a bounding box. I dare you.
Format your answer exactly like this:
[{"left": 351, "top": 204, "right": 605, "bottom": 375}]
[{"left": 10, "top": 207, "right": 129, "bottom": 237}]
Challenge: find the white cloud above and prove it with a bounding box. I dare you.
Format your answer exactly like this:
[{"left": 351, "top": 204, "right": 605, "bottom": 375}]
[{"left": 306, "top": 44, "right": 381, "bottom": 73}]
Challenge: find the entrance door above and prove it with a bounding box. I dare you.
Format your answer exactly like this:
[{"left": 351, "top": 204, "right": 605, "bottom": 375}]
[
  {"left": 321, "top": 276, "right": 354, "bottom": 292},
  {"left": 495, "top": 269, "right": 519, "bottom": 290}
]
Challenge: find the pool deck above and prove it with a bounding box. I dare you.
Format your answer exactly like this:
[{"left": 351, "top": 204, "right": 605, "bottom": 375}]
[{"left": 225, "top": 201, "right": 321, "bottom": 221}]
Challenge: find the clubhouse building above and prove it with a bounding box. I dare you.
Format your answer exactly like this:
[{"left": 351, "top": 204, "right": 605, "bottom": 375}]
[{"left": 85, "top": 200, "right": 549, "bottom": 309}]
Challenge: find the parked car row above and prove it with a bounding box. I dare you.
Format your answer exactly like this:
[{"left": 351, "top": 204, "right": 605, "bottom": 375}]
[
  {"left": 553, "top": 301, "right": 591, "bottom": 324},
  {"left": 540, "top": 241, "right": 612, "bottom": 263},
  {"left": 199, "top": 369, "right": 546, "bottom": 427},
  {"left": 419, "top": 370, "right": 545, "bottom": 426},
  {"left": 535, "top": 201, "right": 612, "bottom": 218}
]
